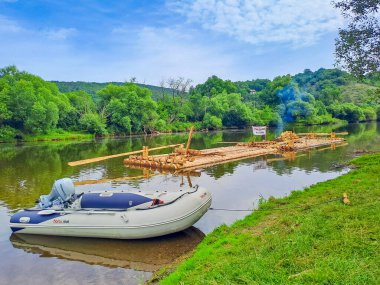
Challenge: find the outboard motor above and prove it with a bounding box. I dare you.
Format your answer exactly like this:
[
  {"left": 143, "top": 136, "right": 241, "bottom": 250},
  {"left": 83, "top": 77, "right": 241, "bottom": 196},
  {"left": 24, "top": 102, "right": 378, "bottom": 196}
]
[{"left": 38, "top": 178, "right": 75, "bottom": 209}]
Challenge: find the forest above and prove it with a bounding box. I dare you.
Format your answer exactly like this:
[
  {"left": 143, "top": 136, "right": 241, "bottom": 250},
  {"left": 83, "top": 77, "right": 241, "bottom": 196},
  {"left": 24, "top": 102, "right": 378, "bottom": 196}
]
[{"left": 0, "top": 65, "right": 379, "bottom": 141}]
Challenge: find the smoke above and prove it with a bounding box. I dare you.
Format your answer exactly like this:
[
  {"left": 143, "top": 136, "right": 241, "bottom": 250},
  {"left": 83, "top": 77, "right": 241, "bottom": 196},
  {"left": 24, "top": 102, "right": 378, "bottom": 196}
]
[{"left": 277, "top": 83, "right": 315, "bottom": 123}]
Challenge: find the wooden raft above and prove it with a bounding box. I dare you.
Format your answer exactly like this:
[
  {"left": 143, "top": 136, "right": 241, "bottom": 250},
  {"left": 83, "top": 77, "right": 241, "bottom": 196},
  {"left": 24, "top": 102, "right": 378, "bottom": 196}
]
[{"left": 123, "top": 132, "right": 346, "bottom": 171}]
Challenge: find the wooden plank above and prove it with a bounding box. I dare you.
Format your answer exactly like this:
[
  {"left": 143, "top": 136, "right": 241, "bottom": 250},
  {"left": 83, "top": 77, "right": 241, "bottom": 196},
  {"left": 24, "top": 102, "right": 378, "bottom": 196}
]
[{"left": 68, "top": 144, "right": 182, "bottom": 166}]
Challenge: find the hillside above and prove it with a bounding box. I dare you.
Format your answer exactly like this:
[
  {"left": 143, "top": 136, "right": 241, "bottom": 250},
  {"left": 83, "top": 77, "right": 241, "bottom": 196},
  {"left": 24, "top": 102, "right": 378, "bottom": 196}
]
[{"left": 51, "top": 81, "right": 172, "bottom": 100}]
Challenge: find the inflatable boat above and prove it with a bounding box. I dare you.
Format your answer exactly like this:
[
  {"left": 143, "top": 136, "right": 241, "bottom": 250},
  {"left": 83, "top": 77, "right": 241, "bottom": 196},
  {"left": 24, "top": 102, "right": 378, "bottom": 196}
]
[{"left": 9, "top": 178, "right": 211, "bottom": 239}]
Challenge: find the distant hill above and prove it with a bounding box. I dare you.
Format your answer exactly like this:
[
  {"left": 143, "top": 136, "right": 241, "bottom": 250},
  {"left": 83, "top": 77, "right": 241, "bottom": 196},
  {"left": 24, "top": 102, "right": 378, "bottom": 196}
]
[{"left": 51, "top": 81, "right": 172, "bottom": 100}]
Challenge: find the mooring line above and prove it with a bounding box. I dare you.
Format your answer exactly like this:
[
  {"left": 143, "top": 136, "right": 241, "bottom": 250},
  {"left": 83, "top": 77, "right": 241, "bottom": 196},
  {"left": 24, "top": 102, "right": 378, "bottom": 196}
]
[
  {"left": 209, "top": 197, "right": 343, "bottom": 212},
  {"left": 209, "top": 208, "right": 253, "bottom": 212}
]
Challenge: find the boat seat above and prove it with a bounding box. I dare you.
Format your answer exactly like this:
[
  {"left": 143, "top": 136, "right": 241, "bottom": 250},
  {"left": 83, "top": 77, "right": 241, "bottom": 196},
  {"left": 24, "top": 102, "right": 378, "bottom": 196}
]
[{"left": 80, "top": 193, "right": 152, "bottom": 209}]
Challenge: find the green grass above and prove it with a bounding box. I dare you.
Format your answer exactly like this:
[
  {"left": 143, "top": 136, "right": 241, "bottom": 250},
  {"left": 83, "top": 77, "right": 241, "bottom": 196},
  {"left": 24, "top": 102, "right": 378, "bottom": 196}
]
[
  {"left": 22, "top": 131, "right": 94, "bottom": 142},
  {"left": 157, "top": 153, "right": 380, "bottom": 285}
]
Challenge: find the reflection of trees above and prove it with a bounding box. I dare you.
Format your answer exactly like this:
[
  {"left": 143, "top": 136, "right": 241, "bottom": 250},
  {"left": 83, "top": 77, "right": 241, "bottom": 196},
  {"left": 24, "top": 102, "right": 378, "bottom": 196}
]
[
  {"left": 344, "top": 122, "right": 379, "bottom": 153},
  {"left": 204, "top": 161, "right": 240, "bottom": 179},
  {"left": 192, "top": 132, "right": 223, "bottom": 148},
  {"left": 0, "top": 140, "right": 135, "bottom": 209},
  {"left": 0, "top": 143, "right": 72, "bottom": 209},
  {"left": 268, "top": 150, "right": 343, "bottom": 175},
  {"left": 286, "top": 122, "right": 349, "bottom": 134}
]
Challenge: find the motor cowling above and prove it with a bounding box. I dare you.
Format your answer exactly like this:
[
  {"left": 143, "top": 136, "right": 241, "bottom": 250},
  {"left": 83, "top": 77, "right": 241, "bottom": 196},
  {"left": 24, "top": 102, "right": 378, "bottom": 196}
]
[{"left": 39, "top": 178, "right": 75, "bottom": 209}]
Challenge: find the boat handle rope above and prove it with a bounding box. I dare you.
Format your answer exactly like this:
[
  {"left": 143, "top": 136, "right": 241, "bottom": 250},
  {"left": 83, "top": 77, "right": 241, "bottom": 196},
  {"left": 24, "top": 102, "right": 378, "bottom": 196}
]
[
  {"left": 136, "top": 184, "right": 201, "bottom": 211},
  {"left": 23, "top": 186, "right": 201, "bottom": 212}
]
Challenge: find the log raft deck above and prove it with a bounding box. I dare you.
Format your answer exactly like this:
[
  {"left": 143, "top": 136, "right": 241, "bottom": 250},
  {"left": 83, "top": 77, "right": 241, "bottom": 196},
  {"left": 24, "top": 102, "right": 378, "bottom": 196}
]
[{"left": 122, "top": 131, "right": 347, "bottom": 172}]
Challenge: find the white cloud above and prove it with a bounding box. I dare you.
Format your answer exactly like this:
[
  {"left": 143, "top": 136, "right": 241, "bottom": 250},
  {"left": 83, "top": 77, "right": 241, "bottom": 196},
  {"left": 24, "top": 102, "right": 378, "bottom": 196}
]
[
  {"left": 0, "top": 15, "right": 76, "bottom": 40},
  {"left": 43, "top": 27, "right": 77, "bottom": 40},
  {"left": 0, "top": 15, "right": 23, "bottom": 33},
  {"left": 167, "top": 0, "right": 344, "bottom": 47},
  {"left": 111, "top": 26, "right": 242, "bottom": 84},
  {"left": 0, "top": 14, "right": 83, "bottom": 80}
]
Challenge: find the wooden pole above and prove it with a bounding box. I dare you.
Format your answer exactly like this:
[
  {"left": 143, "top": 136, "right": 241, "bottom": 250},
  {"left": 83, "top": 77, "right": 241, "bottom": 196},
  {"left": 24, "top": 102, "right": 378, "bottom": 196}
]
[
  {"left": 186, "top": 174, "right": 193, "bottom": 188},
  {"left": 142, "top": 146, "right": 149, "bottom": 159},
  {"left": 68, "top": 144, "right": 182, "bottom": 166},
  {"left": 265, "top": 126, "right": 267, "bottom": 141},
  {"left": 73, "top": 175, "right": 148, "bottom": 185},
  {"left": 143, "top": 168, "right": 150, "bottom": 178},
  {"left": 185, "top": 126, "right": 194, "bottom": 155}
]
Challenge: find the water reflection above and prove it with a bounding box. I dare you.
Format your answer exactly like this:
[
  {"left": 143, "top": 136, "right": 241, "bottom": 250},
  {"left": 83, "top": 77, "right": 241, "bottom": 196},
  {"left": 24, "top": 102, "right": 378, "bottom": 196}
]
[{"left": 10, "top": 227, "right": 204, "bottom": 272}]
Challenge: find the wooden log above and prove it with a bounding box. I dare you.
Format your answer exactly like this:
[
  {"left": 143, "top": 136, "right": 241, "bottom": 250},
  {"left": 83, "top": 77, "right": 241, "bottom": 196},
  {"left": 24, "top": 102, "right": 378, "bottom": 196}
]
[
  {"left": 176, "top": 148, "right": 202, "bottom": 156},
  {"left": 162, "top": 163, "right": 171, "bottom": 170},
  {"left": 297, "top": 132, "right": 348, "bottom": 136},
  {"left": 185, "top": 126, "right": 194, "bottom": 155},
  {"left": 68, "top": 144, "right": 182, "bottom": 166}
]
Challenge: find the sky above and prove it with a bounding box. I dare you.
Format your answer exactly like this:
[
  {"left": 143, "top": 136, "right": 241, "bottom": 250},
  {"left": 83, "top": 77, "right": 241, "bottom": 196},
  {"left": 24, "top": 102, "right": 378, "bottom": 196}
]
[{"left": 0, "top": 0, "right": 345, "bottom": 85}]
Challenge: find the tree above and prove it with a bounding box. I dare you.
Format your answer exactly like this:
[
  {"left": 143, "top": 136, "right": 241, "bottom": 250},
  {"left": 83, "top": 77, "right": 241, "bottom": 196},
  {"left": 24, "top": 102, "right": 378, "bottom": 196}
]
[
  {"left": 97, "top": 83, "right": 158, "bottom": 134},
  {"left": 158, "top": 77, "right": 193, "bottom": 125},
  {"left": 79, "top": 113, "right": 107, "bottom": 135},
  {"left": 334, "top": 0, "right": 380, "bottom": 77},
  {"left": 202, "top": 113, "right": 222, "bottom": 130},
  {"left": 258, "top": 75, "right": 292, "bottom": 107},
  {"left": 192, "top": 76, "right": 237, "bottom": 97}
]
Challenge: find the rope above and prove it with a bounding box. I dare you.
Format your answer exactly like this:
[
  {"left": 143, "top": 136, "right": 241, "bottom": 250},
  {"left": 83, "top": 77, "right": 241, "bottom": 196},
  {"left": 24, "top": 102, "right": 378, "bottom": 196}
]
[
  {"left": 210, "top": 208, "right": 253, "bottom": 212},
  {"left": 209, "top": 197, "right": 342, "bottom": 212}
]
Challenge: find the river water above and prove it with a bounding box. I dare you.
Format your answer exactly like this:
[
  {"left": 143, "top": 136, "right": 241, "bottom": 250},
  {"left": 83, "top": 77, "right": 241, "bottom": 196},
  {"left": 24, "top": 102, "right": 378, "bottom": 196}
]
[{"left": 0, "top": 122, "right": 379, "bottom": 284}]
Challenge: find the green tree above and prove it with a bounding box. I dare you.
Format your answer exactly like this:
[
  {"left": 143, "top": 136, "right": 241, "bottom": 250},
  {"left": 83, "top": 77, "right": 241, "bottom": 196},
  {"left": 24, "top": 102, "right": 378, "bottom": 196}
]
[
  {"left": 79, "top": 113, "right": 107, "bottom": 135},
  {"left": 192, "top": 76, "right": 238, "bottom": 97},
  {"left": 258, "top": 75, "right": 292, "bottom": 107},
  {"left": 328, "top": 103, "right": 366, "bottom": 122},
  {"left": 98, "top": 83, "right": 158, "bottom": 134},
  {"left": 333, "top": 0, "right": 380, "bottom": 76},
  {"left": 202, "top": 113, "right": 222, "bottom": 130}
]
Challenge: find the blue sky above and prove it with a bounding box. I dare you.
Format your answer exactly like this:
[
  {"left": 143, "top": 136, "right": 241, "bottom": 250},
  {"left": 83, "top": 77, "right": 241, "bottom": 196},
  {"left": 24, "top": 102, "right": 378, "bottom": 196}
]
[{"left": 0, "top": 0, "right": 344, "bottom": 84}]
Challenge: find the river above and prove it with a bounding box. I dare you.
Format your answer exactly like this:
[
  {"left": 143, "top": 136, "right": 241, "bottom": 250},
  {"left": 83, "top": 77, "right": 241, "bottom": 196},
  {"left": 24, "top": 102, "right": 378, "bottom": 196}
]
[{"left": 0, "top": 122, "right": 379, "bottom": 284}]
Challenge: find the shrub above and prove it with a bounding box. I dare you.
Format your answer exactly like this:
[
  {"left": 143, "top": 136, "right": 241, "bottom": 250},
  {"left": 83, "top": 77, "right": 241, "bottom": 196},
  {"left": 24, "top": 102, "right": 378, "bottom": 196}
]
[
  {"left": 362, "top": 107, "right": 377, "bottom": 121},
  {"left": 0, "top": 126, "right": 16, "bottom": 141},
  {"left": 79, "top": 113, "right": 107, "bottom": 135},
  {"left": 203, "top": 113, "right": 223, "bottom": 130}
]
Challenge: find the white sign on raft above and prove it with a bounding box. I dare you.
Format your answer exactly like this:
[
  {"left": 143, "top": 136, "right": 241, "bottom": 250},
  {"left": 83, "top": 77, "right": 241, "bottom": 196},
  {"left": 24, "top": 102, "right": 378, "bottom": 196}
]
[{"left": 252, "top": 126, "right": 266, "bottom": 136}]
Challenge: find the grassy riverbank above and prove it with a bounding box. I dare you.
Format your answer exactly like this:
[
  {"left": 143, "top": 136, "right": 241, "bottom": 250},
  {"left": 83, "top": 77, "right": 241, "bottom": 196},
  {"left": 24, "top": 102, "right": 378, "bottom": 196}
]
[
  {"left": 156, "top": 153, "right": 380, "bottom": 284},
  {"left": 21, "top": 131, "right": 94, "bottom": 142}
]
